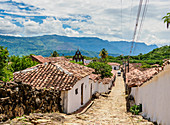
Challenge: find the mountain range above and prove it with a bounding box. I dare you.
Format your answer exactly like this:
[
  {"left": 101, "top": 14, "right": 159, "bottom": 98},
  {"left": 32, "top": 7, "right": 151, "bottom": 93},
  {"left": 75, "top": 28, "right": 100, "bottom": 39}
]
[{"left": 0, "top": 35, "right": 158, "bottom": 57}]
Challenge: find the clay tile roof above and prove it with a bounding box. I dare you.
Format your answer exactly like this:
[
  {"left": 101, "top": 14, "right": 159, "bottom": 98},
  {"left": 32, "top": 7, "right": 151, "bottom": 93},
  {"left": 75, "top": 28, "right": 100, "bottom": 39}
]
[
  {"left": 14, "top": 63, "right": 78, "bottom": 91},
  {"left": 31, "top": 55, "right": 50, "bottom": 63},
  {"left": 89, "top": 74, "right": 114, "bottom": 84},
  {"left": 55, "top": 61, "right": 94, "bottom": 79},
  {"left": 45, "top": 57, "right": 69, "bottom": 62},
  {"left": 108, "top": 62, "right": 120, "bottom": 66},
  {"left": 126, "top": 67, "right": 159, "bottom": 87}
]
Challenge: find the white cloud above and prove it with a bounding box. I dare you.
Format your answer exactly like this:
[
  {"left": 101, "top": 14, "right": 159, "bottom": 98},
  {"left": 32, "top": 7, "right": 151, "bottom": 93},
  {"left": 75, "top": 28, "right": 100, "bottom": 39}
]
[
  {"left": 0, "top": 0, "right": 170, "bottom": 45},
  {"left": 0, "top": 17, "right": 22, "bottom": 34}
]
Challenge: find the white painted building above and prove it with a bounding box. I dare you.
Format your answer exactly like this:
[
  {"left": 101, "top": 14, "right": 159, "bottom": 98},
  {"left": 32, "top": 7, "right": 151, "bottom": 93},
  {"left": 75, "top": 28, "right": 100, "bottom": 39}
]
[
  {"left": 108, "top": 62, "right": 120, "bottom": 70},
  {"left": 61, "top": 76, "right": 91, "bottom": 114},
  {"left": 130, "top": 65, "right": 170, "bottom": 125},
  {"left": 84, "top": 59, "right": 93, "bottom": 65},
  {"left": 14, "top": 59, "right": 115, "bottom": 114},
  {"left": 89, "top": 74, "right": 114, "bottom": 95}
]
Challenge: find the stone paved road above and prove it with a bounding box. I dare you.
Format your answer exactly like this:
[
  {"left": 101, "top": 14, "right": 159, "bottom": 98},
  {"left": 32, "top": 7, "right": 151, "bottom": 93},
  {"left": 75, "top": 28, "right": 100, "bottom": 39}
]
[{"left": 64, "top": 74, "right": 154, "bottom": 125}]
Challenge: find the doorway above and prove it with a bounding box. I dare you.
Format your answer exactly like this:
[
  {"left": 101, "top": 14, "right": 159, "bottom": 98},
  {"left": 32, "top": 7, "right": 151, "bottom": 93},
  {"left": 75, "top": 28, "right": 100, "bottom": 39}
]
[{"left": 81, "top": 83, "right": 84, "bottom": 105}]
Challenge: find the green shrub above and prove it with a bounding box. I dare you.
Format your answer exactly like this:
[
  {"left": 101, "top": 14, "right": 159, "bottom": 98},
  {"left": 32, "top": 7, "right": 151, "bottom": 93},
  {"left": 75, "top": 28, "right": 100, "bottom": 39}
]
[
  {"left": 70, "top": 60, "right": 84, "bottom": 65},
  {"left": 130, "top": 104, "right": 142, "bottom": 115},
  {"left": 9, "top": 55, "right": 38, "bottom": 72},
  {"left": 87, "top": 62, "right": 113, "bottom": 79}
]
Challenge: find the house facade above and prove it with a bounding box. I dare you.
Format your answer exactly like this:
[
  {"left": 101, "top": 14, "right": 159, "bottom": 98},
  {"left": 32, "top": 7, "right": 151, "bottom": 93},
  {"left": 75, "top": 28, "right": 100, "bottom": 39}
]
[
  {"left": 89, "top": 74, "right": 114, "bottom": 95},
  {"left": 14, "top": 58, "right": 115, "bottom": 114},
  {"left": 14, "top": 61, "right": 94, "bottom": 114},
  {"left": 108, "top": 62, "right": 120, "bottom": 70},
  {"left": 61, "top": 76, "right": 91, "bottom": 113}
]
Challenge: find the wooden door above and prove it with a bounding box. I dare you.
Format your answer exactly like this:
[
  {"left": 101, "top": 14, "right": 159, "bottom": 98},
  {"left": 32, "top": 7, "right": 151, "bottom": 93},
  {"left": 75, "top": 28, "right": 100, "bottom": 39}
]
[
  {"left": 81, "top": 83, "right": 84, "bottom": 105},
  {"left": 90, "top": 83, "right": 92, "bottom": 98}
]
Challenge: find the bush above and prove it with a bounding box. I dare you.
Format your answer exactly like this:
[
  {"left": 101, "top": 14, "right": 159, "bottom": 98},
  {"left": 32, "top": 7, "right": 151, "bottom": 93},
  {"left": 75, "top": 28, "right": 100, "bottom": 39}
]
[
  {"left": 130, "top": 104, "right": 142, "bottom": 115},
  {"left": 140, "top": 63, "right": 151, "bottom": 68},
  {"left": 70, "top": 60, "right": 84, "bottom": 65},
  {"left": 87, "top": 62, "right": 113, "bottom": 79},
  {"left": 0, "top": 46, "right": 13, "bottom": 82},
  {"left": 9, "top": 55, "right": 38, "bottom": 72}
]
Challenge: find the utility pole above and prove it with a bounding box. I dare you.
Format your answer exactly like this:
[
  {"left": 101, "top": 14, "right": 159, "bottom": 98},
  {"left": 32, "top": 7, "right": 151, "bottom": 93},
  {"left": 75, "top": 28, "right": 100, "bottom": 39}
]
[
  {"left": 128, "top": 57, "right": 130, "bottom": 72},
  {"left": 124, "top": 59, "right": 126, "bottom": 82}
]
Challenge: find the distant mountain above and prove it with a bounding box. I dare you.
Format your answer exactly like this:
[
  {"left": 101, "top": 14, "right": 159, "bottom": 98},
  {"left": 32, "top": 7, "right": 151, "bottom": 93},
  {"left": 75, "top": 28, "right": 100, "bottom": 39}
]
[{"left": 0, "top": 35, "right": 158, "bottom": 57}]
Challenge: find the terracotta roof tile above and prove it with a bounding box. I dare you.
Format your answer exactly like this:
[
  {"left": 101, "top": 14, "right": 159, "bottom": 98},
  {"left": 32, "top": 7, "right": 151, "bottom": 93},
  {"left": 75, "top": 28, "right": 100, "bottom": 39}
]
[
  {"left": 14, "top": 61, "right": 94, "bottom": 90},
  {"left": 45, "top": 57, "right": 69, "bottom": 62},
  {"left": 55, "top": 61, "right": 94, "bottom": 79},
  {"left": 14, "top": 63, "right": 79, "bottom": 91},
  {"left": 108, "top": 62, "right": 120, "bottom": 66},
  {"left": 89, "top": 74, "right": 114, "bottom": 84},
  {"left": 31, "top": 55, "right": 50, "bottom": 63},
  {"left": 126, "top": 67, "right": 159, "bottom": 87}
]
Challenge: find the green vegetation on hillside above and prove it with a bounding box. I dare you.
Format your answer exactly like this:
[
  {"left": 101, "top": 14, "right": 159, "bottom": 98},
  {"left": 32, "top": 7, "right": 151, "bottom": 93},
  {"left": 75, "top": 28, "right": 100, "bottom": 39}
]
[
  {"left": 107, "top": 45, "right": 170, "bottom": 68},
  {"left": 0, "top": 35, "right": 157, "bottom": 57}
]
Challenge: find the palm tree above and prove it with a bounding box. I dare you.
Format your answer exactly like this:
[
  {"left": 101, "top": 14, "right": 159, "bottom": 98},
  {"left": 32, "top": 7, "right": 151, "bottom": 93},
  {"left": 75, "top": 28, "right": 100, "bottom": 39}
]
[
  {"left": 162, "top": 13, "right": 170, "bottom": 29},
  {"left": 51, "top": 51, "right": 59, "bottom": 57},
  {"left": 99, "top": 48, "right": 108, "bottom": 60}
]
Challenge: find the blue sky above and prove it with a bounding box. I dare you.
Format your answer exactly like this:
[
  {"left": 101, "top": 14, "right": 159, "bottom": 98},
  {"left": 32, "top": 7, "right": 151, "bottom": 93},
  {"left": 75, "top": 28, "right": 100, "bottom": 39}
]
[{"left": 0, "top": 0, "right": 170, "bottom": 46}]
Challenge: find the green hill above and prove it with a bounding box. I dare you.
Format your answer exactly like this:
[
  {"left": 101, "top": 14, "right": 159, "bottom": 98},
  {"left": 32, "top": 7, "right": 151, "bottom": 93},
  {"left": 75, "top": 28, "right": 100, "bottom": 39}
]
[
  {"left": 0, "top": 35, "right": 157, "bottom": 57},
  {"left": 131, "top": 45, "right": 170, "bottom": 60},
  {"left": 108, "top": 45, "right": 170, "bottom": 66},
  {"left": 129, "top": 45, "right": 170, "bottom": 67}
]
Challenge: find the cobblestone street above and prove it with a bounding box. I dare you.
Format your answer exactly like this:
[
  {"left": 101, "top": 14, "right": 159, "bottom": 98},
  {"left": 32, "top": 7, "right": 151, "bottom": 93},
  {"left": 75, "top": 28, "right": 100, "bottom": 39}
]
[{"left": 63, "top": 74, "right": 154, "bottom": 125}]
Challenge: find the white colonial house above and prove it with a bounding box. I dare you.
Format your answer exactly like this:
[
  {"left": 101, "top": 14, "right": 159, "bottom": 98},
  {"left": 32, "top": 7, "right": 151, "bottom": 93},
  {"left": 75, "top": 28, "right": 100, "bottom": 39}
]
[
  {"left": 108, "top": 62, "right": 120, "bottom": 70},
  {"left": 14, "top": 58, "right": 115, "bottom": 114},
  {"left": 89, "top": 74, "right": 114, "bottom": 95},
  {"left": 61, "top": 75, "right": 91, "bottom": 113},
  {"left": 84, "top": 59, "right": 93, "bottom": 65}
]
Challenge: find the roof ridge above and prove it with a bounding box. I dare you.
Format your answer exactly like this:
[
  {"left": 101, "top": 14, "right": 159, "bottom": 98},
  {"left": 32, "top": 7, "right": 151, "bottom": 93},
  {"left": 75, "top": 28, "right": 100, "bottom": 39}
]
[{"left": 52, "top": 62, "right": 73, "bottom": 76}]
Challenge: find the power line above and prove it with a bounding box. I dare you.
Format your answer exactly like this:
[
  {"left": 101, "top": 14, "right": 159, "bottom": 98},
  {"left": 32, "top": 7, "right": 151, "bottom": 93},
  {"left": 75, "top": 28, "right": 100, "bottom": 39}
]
[
  {"left": 136, "top": 0, "right": 149, "bottom": 41},
  {"left": 133, "top": 0, "right": 149, "bottom": 54},
  {"left": 129, "top": 0, "right": 143, "bottom": 55}
]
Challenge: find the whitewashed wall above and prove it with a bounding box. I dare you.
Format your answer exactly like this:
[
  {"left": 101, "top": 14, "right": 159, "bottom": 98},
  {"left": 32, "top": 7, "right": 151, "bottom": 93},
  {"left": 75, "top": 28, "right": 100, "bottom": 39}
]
[
  {"left": 66, "top": 76, "right": 90, "bottom": 114},
  {"left": 131, "top": 65, "right": 170, "bottom": 125},
  {"left": 111, "top": 65, "right": 120, "bottom": 70},
  {"left": 98, "top": 81, "right": 112, "bottom": 93},
  {"left": 90, "top": 80, "right": 98, "bottom": 95},
  {"left": 91, "top": 80, "right": 112, "bottom": 94},
  {"left": 84, "top": 60, "right": 93, "bottom": 64},
  {"left": 61, "top": 76, "right": 113, "bottom": 114}
]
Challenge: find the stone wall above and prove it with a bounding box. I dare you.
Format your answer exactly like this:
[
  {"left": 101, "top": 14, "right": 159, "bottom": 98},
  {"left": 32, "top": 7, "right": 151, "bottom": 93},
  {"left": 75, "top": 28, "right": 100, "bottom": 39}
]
[{"left": 0, "top": 81, "right": 61, "bottom": 122}]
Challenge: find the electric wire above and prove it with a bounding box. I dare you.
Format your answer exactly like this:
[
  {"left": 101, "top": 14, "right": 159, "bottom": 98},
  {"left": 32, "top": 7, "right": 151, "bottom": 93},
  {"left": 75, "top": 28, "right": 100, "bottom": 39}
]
[
  {"left": 133, "top": 0, "right": 149, "bottom": 54},
  {"left": 129, "top": 0, "right": 143, "bottom": 55}
]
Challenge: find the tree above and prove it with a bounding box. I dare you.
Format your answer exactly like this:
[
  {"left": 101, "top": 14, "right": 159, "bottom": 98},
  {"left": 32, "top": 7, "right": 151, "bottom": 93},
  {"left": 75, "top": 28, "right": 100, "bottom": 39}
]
[
  {"left": 0, "top": 46, "right": 13, "bottom": 82},
  {"left": 51, "top": 51, "right": 59, "bottom": 57},
  {"left": 9, "top": 55, "right": 38, "bottom": 72},
  {"left": 87, "top": 62, "right": 113, "bottom": 79},
  {"left": 99, "top": 48, "right": 108, "bottom": 60},
  {"left": 162, "top": 13, "right": 170, "bottom": 28}
]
